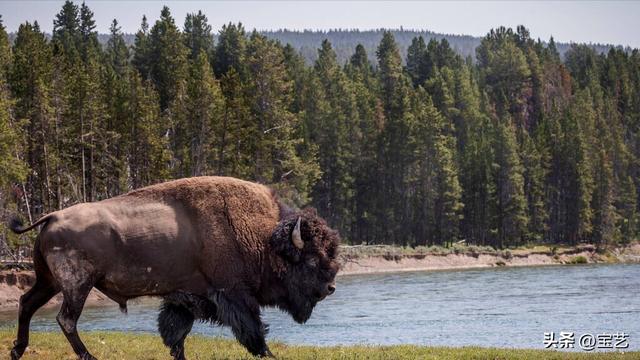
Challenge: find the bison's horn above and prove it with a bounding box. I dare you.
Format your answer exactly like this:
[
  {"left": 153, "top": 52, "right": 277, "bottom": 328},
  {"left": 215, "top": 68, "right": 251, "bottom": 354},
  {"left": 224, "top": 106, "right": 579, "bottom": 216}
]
[{"left": 292, "top": 216, "right": 304, "bottom": 249}]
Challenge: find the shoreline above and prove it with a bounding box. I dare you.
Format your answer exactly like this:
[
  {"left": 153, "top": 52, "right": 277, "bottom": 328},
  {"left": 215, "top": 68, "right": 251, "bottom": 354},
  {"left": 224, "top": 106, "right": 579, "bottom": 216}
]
[
  {"left": 338, "top": 242, "right": 640, "bottom": 276},
  {"left": 0, "top": 271, "right": 113, "bottom": 312},
  {"left": 0, "top": 243, "right": 638, "bottom": 312}
]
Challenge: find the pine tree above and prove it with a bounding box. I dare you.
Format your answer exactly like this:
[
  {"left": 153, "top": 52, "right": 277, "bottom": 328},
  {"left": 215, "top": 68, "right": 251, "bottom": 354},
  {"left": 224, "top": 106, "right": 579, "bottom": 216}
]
[
  {"left": 430, "top": 38, "right": 459, "bottom": 70},
  {"left": 476, "top": 27, "right": 532, "bottom": 120},
  {"left": 425, "top": 65, "right": 456, "bottom": 120},
  {"left": 103, "top": 20, "right": 132, "bottom": 195},
  {"left": 127, "top": 73, "right": 170, "bottom": 188},
  {"left": 452, "top": 61, "right": 496, "bottom": 244},
  {"left": 520, "top": 130, "right": 548, "bottom": 242},
  {"left": 186, "top": 52, "right": 225, "bottom": 176},
  {"left": 375, "top": 31, "right": 414, "bottom": 244},
  {"left": 307, "top": 40, "right": 358, "bottom": 234},
  {"left": 346, "top": 45, "right": 380, "bottom": 243},
  {"left": 213, "top": 23, "right": 250, "bottom": 178},
  {"left": 406, "top": 36, "right": 427, "bottom": 87},
  {"left": 82, "top": 49, "right": 112, "bottom": 201},
  {"left": 546, "top": 36, "right": 561, "bottom": 65},
  {"left": 572, "top": 92, "right": 596, "bottom": 243},
  {"left": 184, "top": 11, "right": 213, "bottom": 61},
  {"left": 282, "top": 43, "right": 307, "bottom": 114},
  {"left": 450, "top": 61, "right": 480, "bottom": 150},
  {"left": 106, "top": 19, "right": 129, "bottom": 77},
  {"left": 245, "top": 32, "right": 320, "bottom": 203},
  {"left": 350, "top": 44, "right": 373, "bottom": 77},
  {"left": 215, "top": 68, "right": 250, "bottom": 177},
  {"left": 52, "top": 0, "right": 80, "bottom": 57},
  {"left": 460, "top": 111, "right": 497, "bottom": 246},
  {"left": 214, "top": 23, "right": 247, "bottom": 78},
  {"left": 10, "top": 22, "right": 56, "bottom": 216},
  {"left": 0, "top": 16, "right": 28, "bottom": 223},
  {"left": 616, "top": 175, "right": 637, "bottom": 244},
  {"left": 148, "top": 6, "right": 189, "bottom": 110},
  {"left": 132, "top": 15, "right": 151, "bottom": 79},
  {"left": 143, "top": 7, "right": 190, "bottom": 178},
  {"left": 51, "top": 1, "right": 107, "bottom": 203},
  {"left": 591, "top": 147, "right": 617, "bottom": 246},
  {"left": 565, "top": 45, "right": 601, "bottom": 90},
  {"left": 493, "top": 119, "right": 528, "bottom": 247},
  {"left": 79, "top": 2, "right": 98, "bottom": 61},
  {"left": 409, "top": 88, "right": 463, "bottom": 246}
]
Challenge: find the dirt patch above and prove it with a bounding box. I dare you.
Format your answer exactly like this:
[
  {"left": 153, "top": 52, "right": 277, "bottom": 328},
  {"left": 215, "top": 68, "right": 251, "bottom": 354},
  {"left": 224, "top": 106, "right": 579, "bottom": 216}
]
[{"left": 616, "top": 243, "right": 640, "bottom": 263}]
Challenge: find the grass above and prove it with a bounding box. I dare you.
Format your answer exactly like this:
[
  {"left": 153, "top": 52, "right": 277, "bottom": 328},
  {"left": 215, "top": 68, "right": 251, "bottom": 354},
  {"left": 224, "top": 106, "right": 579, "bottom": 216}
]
[
  {"left": 338, "top": 242, "right": 640, "bottom": 265},
  {"left": 339, "top": 243, "right": 598, "bottom": 261},
  {"left": 339, "top": 244, "right": 500, "bottom": 259},
  {"left": 0, "top": 330, "right": 638, "bottom": 359},
  {"left": 569, "top": 255, "right": 589, "bottom": 264}
]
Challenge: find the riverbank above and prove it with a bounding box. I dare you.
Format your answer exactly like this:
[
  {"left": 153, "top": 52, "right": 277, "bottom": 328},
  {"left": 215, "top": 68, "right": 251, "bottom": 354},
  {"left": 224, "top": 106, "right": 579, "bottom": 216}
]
[
  {"left": 0, "top": 243, "right": 638, "bottom": 311},
  {"left": 0, "top": 331, "right": 637, "bottom": 359},
  {"left": 339, "top": 242, "right": 640, "bottom": 275},
  {"left": 0, "top": 270, "right": 112, "bottom": 311}
]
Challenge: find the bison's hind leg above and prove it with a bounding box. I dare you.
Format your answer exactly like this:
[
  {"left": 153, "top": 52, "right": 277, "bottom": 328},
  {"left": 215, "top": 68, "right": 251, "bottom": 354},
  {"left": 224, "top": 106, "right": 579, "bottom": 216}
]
[
  {"left": 56, "top": 278, "right": 97, "bottom": 360},
  {"left": 11, "top": 279, "right": 59, "bottom": 359},
  {"left": 158, "top": 301, "right": 195, "bottom": 360},
  {"left": 12, "top": 245, "right": 59, "bottom": 360},
  {"left": 46, "top": 252, "right": 98, "bottom": 360}
]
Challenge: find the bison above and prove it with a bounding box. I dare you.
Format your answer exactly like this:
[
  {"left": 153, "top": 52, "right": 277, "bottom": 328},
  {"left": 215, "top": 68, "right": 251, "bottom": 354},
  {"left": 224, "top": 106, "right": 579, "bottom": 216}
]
[{"left": 8, "top": 177, "right": 340, "bottom": 359}]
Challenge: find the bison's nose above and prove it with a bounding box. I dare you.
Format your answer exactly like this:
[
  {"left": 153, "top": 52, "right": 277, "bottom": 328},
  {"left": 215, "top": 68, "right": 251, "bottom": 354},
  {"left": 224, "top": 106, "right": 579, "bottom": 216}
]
[{"left": 327, "top": 284, "right": 336, "bottom": 295}]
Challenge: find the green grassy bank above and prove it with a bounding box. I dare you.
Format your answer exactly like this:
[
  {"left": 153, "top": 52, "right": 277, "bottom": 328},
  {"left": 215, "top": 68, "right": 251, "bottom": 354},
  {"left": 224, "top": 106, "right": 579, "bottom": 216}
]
[{"left": 0, "top": 331, "right": 637, "bottom": 359}]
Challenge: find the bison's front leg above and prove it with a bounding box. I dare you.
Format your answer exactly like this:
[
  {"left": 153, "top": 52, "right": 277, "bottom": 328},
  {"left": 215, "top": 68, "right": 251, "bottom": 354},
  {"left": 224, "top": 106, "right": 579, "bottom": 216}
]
[
  {"left": 158, "top": 302, "right": 195, "bottom": 360},
  {"left": 210, "top": 290, "right": 273, "bottom": 357}
]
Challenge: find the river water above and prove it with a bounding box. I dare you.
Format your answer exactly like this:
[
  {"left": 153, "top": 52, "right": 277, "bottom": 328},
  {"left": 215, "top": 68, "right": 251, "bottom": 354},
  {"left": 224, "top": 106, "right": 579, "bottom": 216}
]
[{"left": 1, "top": 264, "right": 638, "bottom": 350}]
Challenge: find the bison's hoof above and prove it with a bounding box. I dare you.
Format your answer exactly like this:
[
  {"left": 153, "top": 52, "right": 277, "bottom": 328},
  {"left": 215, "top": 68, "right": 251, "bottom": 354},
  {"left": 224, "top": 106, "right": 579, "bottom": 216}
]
[
  {"left": 260, "top": 349, "right": 275, "bottom": 358},
  {"left": 10, "top": 348, "right": 24, "bottom": 360},
  {"left": 170, "top": 348, "right": 186, "bottom": 360},
  {"left": 80, "top": 352, "right": 97, "bottom": 360}
]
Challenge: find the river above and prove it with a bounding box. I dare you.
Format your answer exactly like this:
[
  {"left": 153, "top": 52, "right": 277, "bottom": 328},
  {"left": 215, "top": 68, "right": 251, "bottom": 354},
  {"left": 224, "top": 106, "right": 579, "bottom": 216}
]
[{"left": 1, "top": 264, "right": 638, "bottom": 350}]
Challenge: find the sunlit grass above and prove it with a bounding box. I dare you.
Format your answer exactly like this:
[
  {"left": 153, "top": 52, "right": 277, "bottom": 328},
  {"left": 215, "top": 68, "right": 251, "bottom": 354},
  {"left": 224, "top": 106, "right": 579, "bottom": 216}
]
[{"left": 0, "top": 330, "right": 637, "bottom": 359}]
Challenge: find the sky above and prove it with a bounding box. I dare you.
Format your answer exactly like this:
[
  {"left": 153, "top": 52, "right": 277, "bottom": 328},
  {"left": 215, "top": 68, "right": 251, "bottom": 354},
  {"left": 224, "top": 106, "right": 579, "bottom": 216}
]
[{"left": 1, "top": 1, "right": 639, "bottom": 48}]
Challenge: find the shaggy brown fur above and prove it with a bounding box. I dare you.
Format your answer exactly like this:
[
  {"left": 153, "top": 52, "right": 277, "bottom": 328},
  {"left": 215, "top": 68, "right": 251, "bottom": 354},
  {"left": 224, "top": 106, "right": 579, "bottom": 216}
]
[{"left": 8, "top": 176, "right": 340, "bottom": 360}]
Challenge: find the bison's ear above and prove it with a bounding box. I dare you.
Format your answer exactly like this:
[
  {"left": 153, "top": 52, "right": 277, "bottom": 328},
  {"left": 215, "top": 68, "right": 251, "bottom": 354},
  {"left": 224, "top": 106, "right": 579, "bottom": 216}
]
[{"left": 270, "top": 217, "right": 304, "bottom": 263}]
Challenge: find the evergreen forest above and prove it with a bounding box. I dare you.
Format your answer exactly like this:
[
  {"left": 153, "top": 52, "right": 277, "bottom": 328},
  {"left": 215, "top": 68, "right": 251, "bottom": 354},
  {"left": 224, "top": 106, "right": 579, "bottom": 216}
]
[{"left": 1, "top": 2, "right": 640, "bottom": 250}]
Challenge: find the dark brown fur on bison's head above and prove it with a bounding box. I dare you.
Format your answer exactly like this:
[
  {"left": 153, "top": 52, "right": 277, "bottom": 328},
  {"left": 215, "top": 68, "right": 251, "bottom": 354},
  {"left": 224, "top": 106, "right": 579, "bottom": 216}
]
[{"left": 269, "top": 207, "right": 340, "bottom": 323}]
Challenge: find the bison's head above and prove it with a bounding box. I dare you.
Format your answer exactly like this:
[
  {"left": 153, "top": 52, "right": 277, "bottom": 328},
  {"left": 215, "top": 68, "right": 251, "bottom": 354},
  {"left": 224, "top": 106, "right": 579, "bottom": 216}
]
[{"left": 268, "top": 207, "right": 340, "bottom": 324}]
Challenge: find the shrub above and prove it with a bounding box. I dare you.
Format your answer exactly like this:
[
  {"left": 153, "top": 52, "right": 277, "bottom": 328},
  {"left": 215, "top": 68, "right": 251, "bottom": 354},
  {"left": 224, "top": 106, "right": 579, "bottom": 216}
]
[{"left": 569, "top": 255, "right": 588, "bottom": 264}]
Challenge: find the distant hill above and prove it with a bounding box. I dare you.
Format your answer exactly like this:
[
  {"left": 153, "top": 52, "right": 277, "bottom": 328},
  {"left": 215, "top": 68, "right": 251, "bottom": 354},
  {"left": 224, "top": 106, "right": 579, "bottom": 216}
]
[
  {"left": 265, "top": 29, "right": 630, "bottom": 65},
  {"left": 261, "top": 29, "right": 480, "bottom": 64},
  {"left": 20, "top": 29, "right": 627, "bottom": 66}
]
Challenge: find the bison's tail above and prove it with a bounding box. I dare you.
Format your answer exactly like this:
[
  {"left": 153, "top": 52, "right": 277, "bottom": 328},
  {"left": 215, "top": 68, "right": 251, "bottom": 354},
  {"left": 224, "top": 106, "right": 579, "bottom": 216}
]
[{"left": 9, "top": 215, "right": 52, "bottom": 234}]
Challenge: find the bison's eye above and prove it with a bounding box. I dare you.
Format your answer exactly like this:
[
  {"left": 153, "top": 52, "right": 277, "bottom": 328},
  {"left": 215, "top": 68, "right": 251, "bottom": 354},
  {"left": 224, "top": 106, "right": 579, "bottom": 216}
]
[{"left": 306, "top": 257, "right": 319, "bottom": 268}]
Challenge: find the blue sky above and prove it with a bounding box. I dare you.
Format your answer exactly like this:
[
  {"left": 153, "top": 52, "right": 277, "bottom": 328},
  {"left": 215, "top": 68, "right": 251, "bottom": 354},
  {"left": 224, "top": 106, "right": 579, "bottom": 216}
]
[{"left": 1, "top": 1, "right": 639, "bottom": 47}]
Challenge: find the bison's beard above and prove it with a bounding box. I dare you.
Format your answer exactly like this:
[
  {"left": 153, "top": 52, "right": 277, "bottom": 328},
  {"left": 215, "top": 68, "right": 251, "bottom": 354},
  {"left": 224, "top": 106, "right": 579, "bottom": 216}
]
[
  {"left": 290, "top": 300, "right": 316, "bottom": 324},
  {"left": 278, "top": 293, "right": 317, "bottom": 324},
  {"left": 277, "top": 281, "right": 319, "bottom": 324}
]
